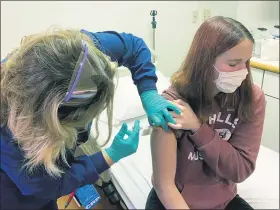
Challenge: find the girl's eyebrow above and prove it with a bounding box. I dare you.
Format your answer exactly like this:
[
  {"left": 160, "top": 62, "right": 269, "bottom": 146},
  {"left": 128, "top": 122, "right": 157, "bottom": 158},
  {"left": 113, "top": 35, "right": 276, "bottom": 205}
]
[
  {"left": 228, "top": 56, "right": 252, "bottom": 62},
  {"left": 228, "top": 59, "right": 242, "bottom": 62}
]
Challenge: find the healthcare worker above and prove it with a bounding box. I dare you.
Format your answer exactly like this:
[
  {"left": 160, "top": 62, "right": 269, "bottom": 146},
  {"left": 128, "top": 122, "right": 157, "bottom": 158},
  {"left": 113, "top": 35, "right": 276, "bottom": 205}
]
[{"left": 0, "top": 29, "right": 180, "bottom": 210}]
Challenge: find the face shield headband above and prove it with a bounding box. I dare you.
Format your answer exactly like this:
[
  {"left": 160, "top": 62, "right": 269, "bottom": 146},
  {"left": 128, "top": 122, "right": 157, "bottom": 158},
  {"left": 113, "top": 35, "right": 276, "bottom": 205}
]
[{"left": 61, "top": 40, "right": 98, "bottom": 107}]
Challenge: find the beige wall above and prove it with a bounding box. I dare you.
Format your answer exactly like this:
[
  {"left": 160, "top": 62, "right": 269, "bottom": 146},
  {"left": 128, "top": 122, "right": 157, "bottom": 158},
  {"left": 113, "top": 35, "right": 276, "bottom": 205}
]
[{"left": 1, "top": 1, "right": 277, "bottom": 76}]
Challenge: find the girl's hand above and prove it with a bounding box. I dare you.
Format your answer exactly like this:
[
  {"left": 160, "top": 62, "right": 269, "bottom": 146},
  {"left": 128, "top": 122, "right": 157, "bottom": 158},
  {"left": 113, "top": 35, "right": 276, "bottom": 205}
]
[{"left": 168, "top": 100, "right": 202, "bottom": 133}]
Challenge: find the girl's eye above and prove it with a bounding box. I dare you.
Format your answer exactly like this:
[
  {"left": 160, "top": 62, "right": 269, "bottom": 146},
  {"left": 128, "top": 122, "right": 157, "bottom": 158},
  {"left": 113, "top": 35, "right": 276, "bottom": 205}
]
[{"left": 229, "top": 64, "right": 236, "bottom": 67}]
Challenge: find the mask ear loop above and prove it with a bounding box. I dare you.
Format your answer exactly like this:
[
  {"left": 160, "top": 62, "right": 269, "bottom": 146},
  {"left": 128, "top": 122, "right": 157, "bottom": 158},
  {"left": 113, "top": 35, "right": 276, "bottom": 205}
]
[
  {"left": 213, "top": 65, "right": 221, "bottom": 82},
  {"left": 64, "top": 40, "right": 89, "bottom": 102},
  {"left": 213, "top": 65, "right": 220, "bottom": 72}
]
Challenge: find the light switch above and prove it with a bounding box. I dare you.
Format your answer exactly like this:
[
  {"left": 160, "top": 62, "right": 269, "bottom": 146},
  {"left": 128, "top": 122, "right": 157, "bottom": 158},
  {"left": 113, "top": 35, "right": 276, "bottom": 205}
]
[
  {"left": 192, "top": 10, "right": 198, "bottom": 23},
  {"left": 203, "top": 9, "right": 211, "bottom": 21}
]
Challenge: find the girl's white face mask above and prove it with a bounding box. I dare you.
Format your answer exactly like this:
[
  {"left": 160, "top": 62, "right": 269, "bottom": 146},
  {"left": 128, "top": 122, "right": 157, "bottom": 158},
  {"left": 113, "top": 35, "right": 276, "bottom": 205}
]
[{"left": 213, "top": 65, "right": 248, "bottom": 93}]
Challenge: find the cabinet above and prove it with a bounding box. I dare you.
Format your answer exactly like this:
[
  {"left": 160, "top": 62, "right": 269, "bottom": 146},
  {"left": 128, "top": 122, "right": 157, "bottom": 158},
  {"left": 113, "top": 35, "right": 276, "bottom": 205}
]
[
  {"left": 250, "top": 67, "right": 279, "bottom": 152},
  {"left": 262, "top": 95, "right": 279, "bottom": 152},
  {"left": 262, "top": 70, "right": 279, "bottom": 98},
  {"left": 251, "top": 67, "right": 264, "bottom": 88}
]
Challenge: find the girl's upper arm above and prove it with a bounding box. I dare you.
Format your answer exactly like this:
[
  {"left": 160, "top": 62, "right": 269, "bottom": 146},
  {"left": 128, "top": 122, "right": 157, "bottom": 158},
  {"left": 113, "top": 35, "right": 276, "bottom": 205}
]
[{"left": 150, "top": 128, "right": 177, "bottom": 189}]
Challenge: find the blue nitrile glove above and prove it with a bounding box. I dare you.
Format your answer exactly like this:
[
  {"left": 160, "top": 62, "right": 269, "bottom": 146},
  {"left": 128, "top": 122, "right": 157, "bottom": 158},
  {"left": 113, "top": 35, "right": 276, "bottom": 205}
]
[
  {"left": 104, "top": 120, "right": 140, "bottom": 163},
  {"left": 140, "top": 90, "right": 181, "bottom": 131}
]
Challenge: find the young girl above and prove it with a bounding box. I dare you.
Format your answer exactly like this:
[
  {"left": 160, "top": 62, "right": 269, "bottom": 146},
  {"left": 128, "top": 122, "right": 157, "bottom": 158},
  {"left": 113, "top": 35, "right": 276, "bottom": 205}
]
[{"left": 146, "top": 16, "right": 266, "bottom": 210}]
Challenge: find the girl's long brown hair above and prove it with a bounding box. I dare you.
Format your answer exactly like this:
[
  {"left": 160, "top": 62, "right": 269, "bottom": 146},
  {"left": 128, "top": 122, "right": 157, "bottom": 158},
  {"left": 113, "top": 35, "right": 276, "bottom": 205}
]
[{"left": 172, "top": 16, "right": 254, "bottom": 122}]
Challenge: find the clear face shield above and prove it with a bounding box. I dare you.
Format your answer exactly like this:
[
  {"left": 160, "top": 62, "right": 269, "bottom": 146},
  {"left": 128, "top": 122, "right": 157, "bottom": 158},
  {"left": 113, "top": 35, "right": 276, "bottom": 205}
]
[{"left": 61, "top": 40, "right": 98, "bottom": 107}]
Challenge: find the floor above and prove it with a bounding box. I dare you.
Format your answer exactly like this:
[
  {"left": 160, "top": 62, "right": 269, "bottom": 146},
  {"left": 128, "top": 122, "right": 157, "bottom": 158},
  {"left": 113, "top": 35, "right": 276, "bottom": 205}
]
[{"left": 57, "top": 184, "right": 118, "bottom": 210}]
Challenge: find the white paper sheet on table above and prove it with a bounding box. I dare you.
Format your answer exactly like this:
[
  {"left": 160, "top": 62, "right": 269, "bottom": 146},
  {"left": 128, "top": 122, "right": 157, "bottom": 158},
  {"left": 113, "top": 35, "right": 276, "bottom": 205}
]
[
  {"left": 238, "top": 146, "right": 279, "bottom": 209},
  {"left": 108, "top": 117, "right": 153, "bottom": 209}
]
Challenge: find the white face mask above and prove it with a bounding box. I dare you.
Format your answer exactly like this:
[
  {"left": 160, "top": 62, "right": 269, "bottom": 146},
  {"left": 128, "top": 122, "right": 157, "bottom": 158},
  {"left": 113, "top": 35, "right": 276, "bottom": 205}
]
[{"left": 213, "top": 65, "right": 248, "bottom": 93}]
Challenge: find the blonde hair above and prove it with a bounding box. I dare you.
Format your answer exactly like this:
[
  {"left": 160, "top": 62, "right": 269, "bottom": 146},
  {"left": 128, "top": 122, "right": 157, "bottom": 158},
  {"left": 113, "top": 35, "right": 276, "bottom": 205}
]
[{"left": 1, "top": 29, "right": 117, "bottom": 177}]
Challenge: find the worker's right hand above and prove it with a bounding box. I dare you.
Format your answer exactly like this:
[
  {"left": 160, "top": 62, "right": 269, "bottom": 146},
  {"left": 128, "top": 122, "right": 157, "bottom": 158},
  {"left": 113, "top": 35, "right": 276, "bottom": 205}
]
[
  {"left": 104, "top": 120, "right": 140, "bottom": 163},
  {"left": 140, "top": 90, "right": 181, "bottom": 131}
]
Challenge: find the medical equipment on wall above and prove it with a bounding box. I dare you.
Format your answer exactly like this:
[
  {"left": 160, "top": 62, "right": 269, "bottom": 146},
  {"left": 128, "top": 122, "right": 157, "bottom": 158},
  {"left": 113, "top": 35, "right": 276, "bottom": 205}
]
[
  {"left": 261, "top": 38, "right": 279, "bottom": 61},
  {"left": 272, "top": 25, "right": 279, "bottom": 38},
  {"left": 253, "top": 27, "right": 269, "bottom": 58},
  {"left": 150, "top": 10, "right": 157, "bottom": 63},
  {"left": 252, "top": 25, "right": 279, "bottom": 60}
]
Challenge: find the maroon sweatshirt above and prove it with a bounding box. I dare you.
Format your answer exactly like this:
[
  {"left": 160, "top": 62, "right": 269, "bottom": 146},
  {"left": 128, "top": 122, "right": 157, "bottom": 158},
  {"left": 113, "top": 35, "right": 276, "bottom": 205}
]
[{"left": 161, "top": 84, "right": 266, "bottom": 209}]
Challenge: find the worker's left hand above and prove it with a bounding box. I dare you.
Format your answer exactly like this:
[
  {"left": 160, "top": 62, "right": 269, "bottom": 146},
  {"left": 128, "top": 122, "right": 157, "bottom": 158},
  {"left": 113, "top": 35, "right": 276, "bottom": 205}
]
[
  {"left": 167, "top": 99, "right": 202, "bottom": 133},
  {"left": 104, "top": 120, "right": 140, "bottom": 163},
  {"left": 140, "top": 90, "right": 181, "bottom": 131}
]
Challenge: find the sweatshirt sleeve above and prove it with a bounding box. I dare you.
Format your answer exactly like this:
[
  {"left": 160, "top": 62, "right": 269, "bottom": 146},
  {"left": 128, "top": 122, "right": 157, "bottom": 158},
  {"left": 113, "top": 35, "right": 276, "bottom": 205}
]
[
  {"left": 1, "top": 135, "right": 109, "bottom": 200},
  {"left": 190, "top": 87, "right": 266, "bottom": 183},
  {"left": 80, "top": 29, "right": 157, "bottom": 94}
]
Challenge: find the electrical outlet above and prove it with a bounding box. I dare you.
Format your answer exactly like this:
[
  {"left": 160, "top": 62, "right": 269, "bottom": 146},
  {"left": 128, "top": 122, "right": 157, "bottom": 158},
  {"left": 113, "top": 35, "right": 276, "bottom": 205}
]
[
  {"left": 203, "top": 9, "right": 211, "bottom": 20},
  {"left": 192, "top": 10, "right": 198, "bottom": 23}
]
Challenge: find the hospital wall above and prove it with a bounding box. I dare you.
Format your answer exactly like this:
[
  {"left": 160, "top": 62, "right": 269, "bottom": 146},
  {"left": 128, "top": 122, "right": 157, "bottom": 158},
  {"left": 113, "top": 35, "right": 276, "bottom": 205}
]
[
  {"left": 236, "top": 1, "right": 279, "bottom": 29},
  {"left": 1, "top": 1, "right": 277, "bottom": 76},
  {"left": 0, "top": 1, "right": 237, "bottom": 77}
]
